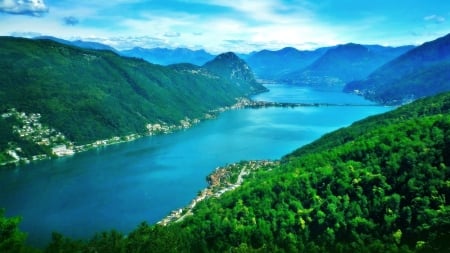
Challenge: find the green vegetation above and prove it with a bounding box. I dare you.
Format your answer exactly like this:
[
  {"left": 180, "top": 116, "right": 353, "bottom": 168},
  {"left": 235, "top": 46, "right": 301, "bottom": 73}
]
[
  {"left": 3, "top": 93, "right": 449, "bottom": 253},
  {"left": 0, "top": 209, "right": 39, "bottom": 253},
  {"left": 202, "top": 52, "right": 264, "bottom": 95},
  {"left": 0, "top": 37, "right": 265, "bottom": 165},
  {"left": 2, "top": 36, "right": 450, "bottom": 253},
  {"left": 174, "top": 92, "right": 450, "bottom": 252}
]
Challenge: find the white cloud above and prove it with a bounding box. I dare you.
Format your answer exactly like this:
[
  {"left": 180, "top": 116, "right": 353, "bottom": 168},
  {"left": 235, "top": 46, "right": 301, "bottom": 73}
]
[
  {"left": 85, "top": 36, "right": 169, "bottom": 50},
  {"left": 0, "top": 0, "right": 343, "bottom": 53},
  {"left": 424, "top": 14, "right": 445, "bottom": 23},
  {"left": 164, "top": 32, "right": 181, "bottom": 38},
  {"left": 4, "top": 0, "right": 442, "bottom": 54},
  {"left": 0, "top": 0, "right": 48, "bottom": 16}
]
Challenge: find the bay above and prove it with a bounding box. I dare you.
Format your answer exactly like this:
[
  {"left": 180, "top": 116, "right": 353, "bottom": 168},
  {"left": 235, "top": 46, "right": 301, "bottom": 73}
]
[{"left": 0, "top": 84, "right": 390, "bottom": 246}]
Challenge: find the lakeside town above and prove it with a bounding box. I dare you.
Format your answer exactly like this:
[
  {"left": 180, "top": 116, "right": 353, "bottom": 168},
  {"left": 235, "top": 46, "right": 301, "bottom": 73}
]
[
  {"left": 0, "top": 96, "right": 365, "bottom": 168},
  {"left": 0, "top": 97, "right": 257, "bottom": 167},
  {"left": 0, "top": 107, "right": 210, "bottom": 167},
  {"left": 158, "top": 160, "right": 279, "bottom": 226},
  {"left": 1, "top": 108, "right": 74, "bottom": 166}
]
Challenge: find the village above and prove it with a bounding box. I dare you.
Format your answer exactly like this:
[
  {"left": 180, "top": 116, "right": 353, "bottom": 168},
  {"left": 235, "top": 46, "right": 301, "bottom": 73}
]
[
  {"left": 1, "top": 108, "right": 75, "bottom": 166},
  {"left": 0, "top": 96, "right": 301, "bottom": 167},
  {"left": 158, "top": 160, "right": 279, "bottom": 226},
  {"left": 0, "top": 107, "right": 215, "bottom": 167}
]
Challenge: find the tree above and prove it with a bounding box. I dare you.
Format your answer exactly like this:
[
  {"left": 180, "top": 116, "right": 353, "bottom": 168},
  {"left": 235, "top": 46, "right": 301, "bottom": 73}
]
[{"left": 0, "top": 209, "right": 27, "bottom": 253}]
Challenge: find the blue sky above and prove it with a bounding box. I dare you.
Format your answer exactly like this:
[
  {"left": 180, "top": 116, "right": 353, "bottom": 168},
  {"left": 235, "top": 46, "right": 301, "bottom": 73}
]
[{"left": 1, "top": 0, "right": 450, "bottom": 53}]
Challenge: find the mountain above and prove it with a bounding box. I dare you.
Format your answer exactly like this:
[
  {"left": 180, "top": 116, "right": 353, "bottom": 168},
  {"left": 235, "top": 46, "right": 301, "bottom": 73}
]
[
  {"left": 344, "top": 33, "right": 450, "bottom": 105},
  {"left": 282, "top": 43, "right": 413, "bottom": 90},
  {"left": 0, "top": 37, "right": 265, "bottom": 165},
  {"left": 22, "top": 91, "right": 450, "bottom": 253},
  {"left": 120, "top": 47, "right": 215, "bottom": 66},
  {"left": 168, "top": 53, "right": 267, "bottom": 96},
  {"left": 34, "top": 36, "right": 117, "bottom": 52},
  {"left": 71, "top": 40, "right": 118, "bottom": 52},
  {"left": 201, "top": 52, "right": 265, "bottom": 94},
  {"left": 243, "top": 47, "right": 328, "bottom": 80}
]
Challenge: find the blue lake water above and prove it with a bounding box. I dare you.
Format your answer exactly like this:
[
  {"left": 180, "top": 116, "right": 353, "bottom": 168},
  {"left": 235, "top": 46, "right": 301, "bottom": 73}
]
[
  {"left": 0, "top": 84, "right": 390, "bottom": 246},
  {"left": 253, "top": 83, "right": 377, "bottom": 104}
]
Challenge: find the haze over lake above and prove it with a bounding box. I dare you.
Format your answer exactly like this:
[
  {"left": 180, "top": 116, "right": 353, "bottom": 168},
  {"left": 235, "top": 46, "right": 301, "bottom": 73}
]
[{"left": 0, "top": 84, "right": 390, "bottom": 246}]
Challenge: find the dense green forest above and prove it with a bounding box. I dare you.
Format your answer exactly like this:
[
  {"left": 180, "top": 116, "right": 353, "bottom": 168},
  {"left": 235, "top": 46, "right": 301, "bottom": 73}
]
[
  {"left": 2, "top": 92, "right": 449, "bottom": 252},
  {"left": 0, "top": 37, "right": 265, "bottom": 165}
]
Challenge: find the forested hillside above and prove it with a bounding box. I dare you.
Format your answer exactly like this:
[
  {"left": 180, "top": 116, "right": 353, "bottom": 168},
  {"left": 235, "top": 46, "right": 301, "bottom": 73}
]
[
  {"left": 202, "top": 52, "right": 263, "bottom": 94},
  {"left": 4, "top": 92, "right": 449, "bottom": 253},
  {"left": 0, "top": 37, "right": 265, "bottom": 165},
  {"left": 177, "top": 92, "right": 450, "bottom": 252}
]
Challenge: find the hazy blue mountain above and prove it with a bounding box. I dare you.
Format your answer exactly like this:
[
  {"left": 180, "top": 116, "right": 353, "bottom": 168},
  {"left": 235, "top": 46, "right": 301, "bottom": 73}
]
[
  {"left": 282, "top": 44, "right": 413, "bottom": 90},
  {"left": 34, "top": 36, "right": 117, "bottom": 52},
  {"left": 344, "top": 33, "right": 450, "bottom": 105},
  {"left": 243, "top": 47, "right": 328, "bottom": 80},
  {"left": 120, "top": 47, "right": 215, "bottom": 66},
  {"left": 33, "top": 35, "right": 72, "bottom": 45},
  {"left": 71, "top": 40, "right": 118, "bottom": 52}
]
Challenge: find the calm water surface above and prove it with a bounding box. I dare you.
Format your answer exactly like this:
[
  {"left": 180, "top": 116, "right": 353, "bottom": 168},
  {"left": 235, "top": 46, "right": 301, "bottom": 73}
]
[{"left": 0, "top": 84, "right": 390, "bottom": 246}]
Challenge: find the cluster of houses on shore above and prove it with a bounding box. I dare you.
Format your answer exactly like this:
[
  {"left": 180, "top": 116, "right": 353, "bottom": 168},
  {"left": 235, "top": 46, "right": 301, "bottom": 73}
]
[
  {"left": 158, "top": 160, "right": 279, "bottom": 226},
  {"left": 1, "top": 98, "right": 264, "bottom": 167},
  {"left": 1, "top": 108, "right": 75, "bottom": 165}
]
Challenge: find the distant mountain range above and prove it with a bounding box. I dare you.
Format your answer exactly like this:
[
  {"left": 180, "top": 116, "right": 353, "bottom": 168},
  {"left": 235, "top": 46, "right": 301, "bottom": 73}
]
[
  {"left": 0, "top": 36, "right": 265, "bottom": 165},
  {"left": 34, "top": 36, "right": 118, "bottom": 52},
  {"left": 120, "top": 47, "right": 215, "bottom": 66},
  {"left": 281, "top": 43, "right": 413, "bottom": 90},
  {"left": 242, "top": 47, "right": 329, "bottom": 80},
  {"left": 27, "top": 33, "right": 450, "bottom": 107},
  {"left": 344, "top": 33, "right": 450, "bottom": 105},
  {"left": 34, "top": 36, "right": 217, "bottom": 66}
]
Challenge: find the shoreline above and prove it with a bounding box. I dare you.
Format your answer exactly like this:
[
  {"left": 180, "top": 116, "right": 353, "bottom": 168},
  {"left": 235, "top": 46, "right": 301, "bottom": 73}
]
[
  {"left": 0, "top": 97, "right": 388, "bottom": 169},
  {"left": 0, "top": 97, "right": 254, "bottom": 168},
  {"left": 157, "top": 160, "right": 279, "bottom": 226},
  {"left": 1, "top": 96, "right": 387, "bottom": 168}
]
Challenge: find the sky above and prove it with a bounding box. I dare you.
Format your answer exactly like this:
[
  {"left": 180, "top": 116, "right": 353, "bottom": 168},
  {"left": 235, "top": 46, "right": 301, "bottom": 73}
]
[{"left": 1, "top": 0, "right": 450, "bottom": 53}]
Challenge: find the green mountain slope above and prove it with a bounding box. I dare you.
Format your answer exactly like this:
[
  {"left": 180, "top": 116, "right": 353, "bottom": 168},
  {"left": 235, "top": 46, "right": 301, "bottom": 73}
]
[
  {"left": 202, "top": 52, "right": 265, "bottom": 95},
  {"left": 175, "top": 92, "right": 450, "bottom": 252},
  {"left": 344, "top": 33, "right": 450, "bottom": 105},
  {"left": 23, "top": 93, "right": 450, "bottom": 253},
  {"left": 0, "top": 37, "right": 265, "bottom": 165}
]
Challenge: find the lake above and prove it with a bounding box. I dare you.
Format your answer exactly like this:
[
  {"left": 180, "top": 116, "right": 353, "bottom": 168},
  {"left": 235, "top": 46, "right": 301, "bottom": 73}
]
[{"left": 0, "top": 84, "right": 390, "bottom": 246}]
